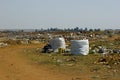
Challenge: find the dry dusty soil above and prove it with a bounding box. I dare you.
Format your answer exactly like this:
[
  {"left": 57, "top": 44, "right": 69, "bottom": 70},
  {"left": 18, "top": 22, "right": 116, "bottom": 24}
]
[{"left": 0, "top": 45, "right": 90, "bottom": 80}]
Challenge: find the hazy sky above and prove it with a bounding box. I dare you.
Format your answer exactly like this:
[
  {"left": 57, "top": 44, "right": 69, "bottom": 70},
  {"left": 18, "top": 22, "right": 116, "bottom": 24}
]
[{"left": 0, "top": 0, "right": 120, "bottom": 29}]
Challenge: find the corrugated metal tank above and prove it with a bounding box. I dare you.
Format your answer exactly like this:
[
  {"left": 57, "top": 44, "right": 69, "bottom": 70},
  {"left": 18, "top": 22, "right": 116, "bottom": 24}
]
[
  {"left": 71, "top": 39, "right": 89, "bottom": 55},
  {"left": 49, "top": 37, "right": 66, "bottom": 52}
]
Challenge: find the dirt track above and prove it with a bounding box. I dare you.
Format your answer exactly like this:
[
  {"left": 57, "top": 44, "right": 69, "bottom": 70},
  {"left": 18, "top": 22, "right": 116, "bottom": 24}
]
[{"left": 0, "top": 45, "right": 73, "bottom": 80}]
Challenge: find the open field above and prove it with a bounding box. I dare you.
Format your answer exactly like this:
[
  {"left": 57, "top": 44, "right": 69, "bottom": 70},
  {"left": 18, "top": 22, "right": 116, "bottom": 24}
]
[
  {"left": 24, "top": 46, "right": 120, "bottom": 80},
  {"left": 0, "top": 44, "right": 71, "bottom": 80},
  {"left": 0, "top": 30, "right": 119, "bottom": 80},
  {"left": 0, "top": 43, "right": 120, "bottom": 80}
]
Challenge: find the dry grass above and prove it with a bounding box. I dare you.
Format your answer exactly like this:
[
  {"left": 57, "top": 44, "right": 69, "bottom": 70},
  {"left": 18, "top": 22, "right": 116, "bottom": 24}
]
[{"left": 23, "top": 48, "right": 120, "bottom": 80}]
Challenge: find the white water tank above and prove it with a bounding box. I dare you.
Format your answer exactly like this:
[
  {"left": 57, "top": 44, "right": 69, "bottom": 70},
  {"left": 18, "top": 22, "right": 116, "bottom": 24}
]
[
  {"left": 71, "top": 39, "right": 89, "bottom": 55},
  {"left": 49, "top": 37, "right": 66, "bottom": 52}
]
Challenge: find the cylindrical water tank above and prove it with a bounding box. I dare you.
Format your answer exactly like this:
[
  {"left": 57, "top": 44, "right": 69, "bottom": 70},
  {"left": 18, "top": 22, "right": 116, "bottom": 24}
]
[
  {"left": 71, "top": 39, "right": 89, "bottom": 55},
  {"left": 49, "top": 37, "right": 66, "bottom": 52}
]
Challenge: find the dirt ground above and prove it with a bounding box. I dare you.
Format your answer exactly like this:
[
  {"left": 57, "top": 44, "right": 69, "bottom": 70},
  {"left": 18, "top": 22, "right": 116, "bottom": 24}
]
[{"left": 0, "top": 44, "right": 91, "bottom": 80}]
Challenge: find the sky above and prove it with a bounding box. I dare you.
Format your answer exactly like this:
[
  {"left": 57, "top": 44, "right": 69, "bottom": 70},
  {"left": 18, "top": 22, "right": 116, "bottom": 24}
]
[{"left": 0, "top": 0, "right": 120, "bottom": 29}]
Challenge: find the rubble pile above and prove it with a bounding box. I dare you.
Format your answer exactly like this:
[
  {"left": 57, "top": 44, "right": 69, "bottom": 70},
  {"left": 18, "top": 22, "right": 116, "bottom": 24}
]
[{"left": 95, "top": 54, "right": 120, "bottom": 65}]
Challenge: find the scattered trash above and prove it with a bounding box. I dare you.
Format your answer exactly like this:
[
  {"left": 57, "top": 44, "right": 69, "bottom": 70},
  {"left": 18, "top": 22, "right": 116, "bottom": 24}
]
[
  {"left": 56, "top": 59, "right": 63, "bottom": 63},
  {"left": 95, "top": 54, "right": 120, "bottom": 65},
  {"left": 66, "top": 63, "right": 75, "bottom": 66},
  {"left": 0, "top": 42, "right": 8, "bottom": 47},
  {"left": 66, "top": 57, "right": 77, "bottom": 62},
  {"left": 42, "top": 44, "right": 53, "bottom": 53}
]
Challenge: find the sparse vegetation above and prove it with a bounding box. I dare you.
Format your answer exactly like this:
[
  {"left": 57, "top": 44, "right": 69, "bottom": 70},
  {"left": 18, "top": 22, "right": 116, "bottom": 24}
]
[
  {"left": 0, "top": 29, "right": 120, "bottom": 80},
  {"left": 23, "top": 47, "right": 120, "bottom": 80}
]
